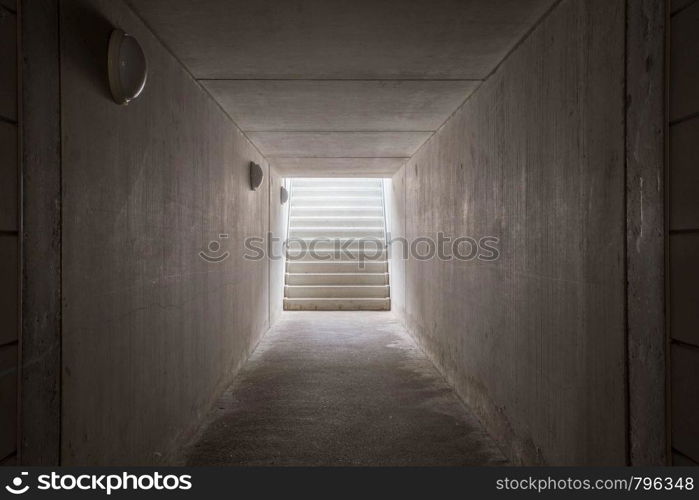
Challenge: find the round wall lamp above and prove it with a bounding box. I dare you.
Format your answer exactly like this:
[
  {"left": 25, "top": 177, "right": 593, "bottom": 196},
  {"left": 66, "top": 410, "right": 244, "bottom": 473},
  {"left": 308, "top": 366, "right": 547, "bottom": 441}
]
[
  {"left": 108, "top": 29, "right": 147, "bottom": 105},
  {"left": 280, "top": 186, "right": 289, "bottom": 204},
  {"left": 249, "top": 162, "right": 264, "bottom": 191}
]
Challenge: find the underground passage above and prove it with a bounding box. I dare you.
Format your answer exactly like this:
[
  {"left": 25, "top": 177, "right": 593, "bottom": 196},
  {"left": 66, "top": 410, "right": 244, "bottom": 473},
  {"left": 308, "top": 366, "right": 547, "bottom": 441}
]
[{"left": 1, "top": 0, "right": 698, "bottom": 474}]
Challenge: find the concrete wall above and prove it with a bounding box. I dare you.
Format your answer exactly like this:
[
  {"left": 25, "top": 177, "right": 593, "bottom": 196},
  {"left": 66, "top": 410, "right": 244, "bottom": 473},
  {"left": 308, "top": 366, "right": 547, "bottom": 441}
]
[
  {"left": 60, "top": 0, "right": 278, "bottom": 464},
  {"left": 269, "top": 169, "right": 287, "bottom": 326},
  {"left": 19, "top": 0, "right": 63, "bottom": 465},
  {"left": 390, "top": 0, "right": 627, "bottom": 465},
  {"left": 669, "top": 0, "right": 699, "bottom": 466},
  {"left": 626, "top": 0, "right": 667, "bottom": 466},
  {"left": 388, "top": 172, "right": 406, "bottom": 319},
  {"left": 0, "top": 0, "right": 18, "bottom": 464}
]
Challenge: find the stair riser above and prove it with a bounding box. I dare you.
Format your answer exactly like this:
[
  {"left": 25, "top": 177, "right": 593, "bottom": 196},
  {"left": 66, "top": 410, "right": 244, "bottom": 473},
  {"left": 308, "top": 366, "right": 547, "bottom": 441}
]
[
  {"left": 286, "top": 250, "right": 387, "bottom": 261},
  {"left": 291, "top": 207, "right": 384, "bottom": 217},
  {"left": 290, "top": 217, "right": 385, "bottom": 228},
  {"left": 287, "top": 261, "right": 388, "bottom": 273},
  {"left": 293, "top": 188, "right": 383, "bottom": 197},
  {"left": 283, "top": 298, "right": 390, "bottom": 311},
  {"left": 292, "top": 179, "right": 383, "bottom": 188},
  {"left": 286, "top": 273, "right": 388, "bottom": 285},
  {"left": 287, "top": 241, "right": 385, "bottom": 253},
  {"left": 292, "top": 197, "right": 382, "bottom": 207},
  {"left": 285, "top": 285, "right": 389, "bottom": 298},
  {"left": 289, "top": 228, "right": 385, "bottom": 239}
]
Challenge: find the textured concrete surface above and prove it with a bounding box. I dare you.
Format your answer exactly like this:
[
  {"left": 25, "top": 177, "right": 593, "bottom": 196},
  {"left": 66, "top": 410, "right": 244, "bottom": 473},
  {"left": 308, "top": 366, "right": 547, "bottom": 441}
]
[
  {"left": 19, "top": 0, "right": 62, "bottom": 465},
  {"left": 0, "top": 3, "right": 17, "bottom": 463},
  {"left": 128, "top": 0, "right": 555, "bottom": 175},
  {"left": 0, "top": 122, "right": 17, "bottom": 233},
  {"left": 670, "top": 1, "right": 699, "bottom": 121},
  {"left": 671, "top": 344, "right": 699, "bottom": 463},
  {"left": 0, "top": 5, "right": 16, "bottom": 121},
  {"left": 0, "top": 2, "right": 18, "bottom": 462},
  {"left": 670, "top": 0, "right": 699, "bottom": 465},
  {"left": 391, "top": 0, "right": 626, "bottom": 465},
  {"left": 184, "top": 312, "right": 507, "bottom": 466},
  {"left": 18, "top": 0, "right": 668, "bottom": 468},
  {"left": 271, "top": 158, "right": 405, "bottom": 178},
  {"left": 128, "top": 0, "right": 556, "bottom": 80},
  {"left": 269, "top": 168, "right": 287, "bottom": 327},
  {"left": 249, "top": 132, "right": 429, "bottom": 159},
  {"left": 671, "top": 118, "right": 699, "bottom": 230},
  {"left": 0, "top": 343, "right": 17, "bottom": 460},
  {"left": 202, "top": 80, "right": 476, "bottom": 176},
  {"left": 625, "top": 0, "right": 667, "bottom": 465},
  {"left": 671, "top": 0, "right": 696, "bottom": 14},
  {"left": 202, "top": 80, "right": 479, "bottom": 132},
  {"left": 60, "top": 0, "right": 276, "bottom": 464},
  {"left": 388, "top": 170, "right": 406, "bottom": 320}
]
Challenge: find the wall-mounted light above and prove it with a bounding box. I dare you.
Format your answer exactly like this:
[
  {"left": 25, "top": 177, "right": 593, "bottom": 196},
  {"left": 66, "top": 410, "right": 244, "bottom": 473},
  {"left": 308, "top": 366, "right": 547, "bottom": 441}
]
[
  {"left": 108, "top": 29, "right": 147, "bottom": 105},
  {"left": 249, "top": 162, "right": 264, "bottom": 191},
  {"left": 280, "top": 186, "right": 289, "bottom": 204}
]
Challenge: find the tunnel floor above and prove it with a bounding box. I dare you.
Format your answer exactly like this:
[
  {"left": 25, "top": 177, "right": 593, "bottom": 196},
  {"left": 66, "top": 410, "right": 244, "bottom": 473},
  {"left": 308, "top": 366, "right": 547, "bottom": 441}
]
[{"left": 184, "top": 311, "right": 508, "bottom": 466}]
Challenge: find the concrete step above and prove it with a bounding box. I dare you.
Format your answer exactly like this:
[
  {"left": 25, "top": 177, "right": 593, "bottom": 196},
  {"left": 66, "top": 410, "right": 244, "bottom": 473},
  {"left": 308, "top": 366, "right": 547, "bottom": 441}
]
[
  {"left": 291, "top": 196, "right": 382, "bottom": 207},
  {"left": 286, "top": 260, "right": 388, "bottom": 273},
  {"left": 286, "top": 249, "right": 387, "bottom": 261},
  {"left": 284, "top": 297, "right": 390, "bottom": 311},
  {"left": 286, "top": 272, "right": 389, "bottom": 285},
  {"left": 292, "top": 178, "right": 383, "bottom": 188},
  {"left": 288, "top": 227, "right": 385, "bottom": 239},
  {"left": 293, "top": 187, "right": 383, "bottom": 197},
  {"left": 285, "top": 285, "right": 389, "bottom": 298},
  {"left": 290, "top": 206, "right": 384, "bottom": 217},
  {"left": 289, "top": 216, "right": 385, "bottom": 228},
  {"left": 286, "top": 238, "right": 385, "bottom": 252}
]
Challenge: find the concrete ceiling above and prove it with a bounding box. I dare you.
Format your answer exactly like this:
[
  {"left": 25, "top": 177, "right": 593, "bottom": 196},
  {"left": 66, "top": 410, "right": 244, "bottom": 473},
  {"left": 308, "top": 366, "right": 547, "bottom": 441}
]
[
  {"left": 202, "top": 80, "right": 481, "bottom": 132},
  {"left": 129, "top": 0, "right": 556, "bottom": 176},
  {"left": 247, "top": 131, "right": 431, "bottom": 158}
]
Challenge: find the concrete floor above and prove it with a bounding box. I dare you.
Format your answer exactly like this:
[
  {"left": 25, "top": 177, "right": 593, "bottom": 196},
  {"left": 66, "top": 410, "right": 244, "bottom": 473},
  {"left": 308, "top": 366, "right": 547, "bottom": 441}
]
[{"left": 184, "top": 312, "right": 507, "bottom": 466}]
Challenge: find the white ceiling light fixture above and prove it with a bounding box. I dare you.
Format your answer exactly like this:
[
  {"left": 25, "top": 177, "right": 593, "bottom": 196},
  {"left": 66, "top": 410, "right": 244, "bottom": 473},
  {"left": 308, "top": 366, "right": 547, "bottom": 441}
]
[{"left": 107, "top": 29, "right": 148, "bottom": 105}]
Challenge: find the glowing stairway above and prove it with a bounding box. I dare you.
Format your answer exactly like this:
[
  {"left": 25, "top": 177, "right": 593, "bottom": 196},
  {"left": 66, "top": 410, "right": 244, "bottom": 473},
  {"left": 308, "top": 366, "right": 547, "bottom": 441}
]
[{"left": 283, "top": 178, "right": 390, "bottom": 311}]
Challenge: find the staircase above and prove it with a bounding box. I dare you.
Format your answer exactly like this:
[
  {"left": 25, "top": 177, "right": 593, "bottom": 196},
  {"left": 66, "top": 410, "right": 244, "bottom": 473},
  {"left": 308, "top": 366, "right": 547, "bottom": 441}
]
[{"left": 284, "top": 178, "right": 390, "bottom": 310}]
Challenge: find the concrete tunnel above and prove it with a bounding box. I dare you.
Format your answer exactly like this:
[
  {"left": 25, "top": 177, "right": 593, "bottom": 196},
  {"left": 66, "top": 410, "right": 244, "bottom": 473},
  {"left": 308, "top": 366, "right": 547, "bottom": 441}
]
[{"left": 1, "top": 0, "right": 696, "bottom": 468}]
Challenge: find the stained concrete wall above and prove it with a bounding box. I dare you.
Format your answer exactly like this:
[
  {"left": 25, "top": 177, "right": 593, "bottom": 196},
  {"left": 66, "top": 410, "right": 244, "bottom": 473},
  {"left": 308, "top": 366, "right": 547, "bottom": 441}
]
[
  {"left": 390, "top": 0, "right": 627, "bottom": 465},
  {"left": 60, "top": 0, "right": 277, "bottom": 464},
  {"left": 626, "top": 0, "right": 667, "bottom": 466},
  {"left": 19, "top": 0, "right": 63, "bottom": 465},
  {"left": 669, "top": 0, "right": 699, "bottom": 466},
  {"left": 0, "top": 0, "right": 18, "bottom": 463}
]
